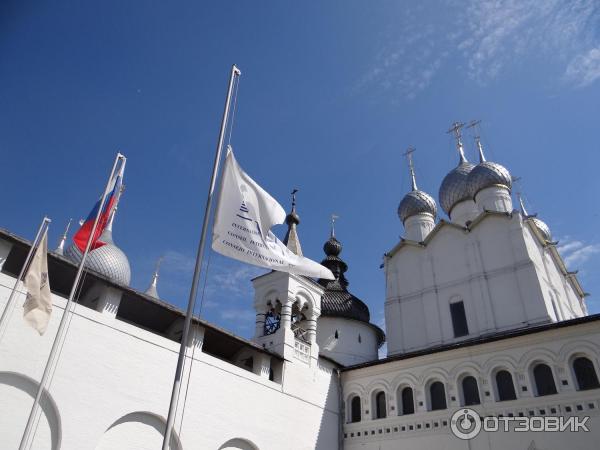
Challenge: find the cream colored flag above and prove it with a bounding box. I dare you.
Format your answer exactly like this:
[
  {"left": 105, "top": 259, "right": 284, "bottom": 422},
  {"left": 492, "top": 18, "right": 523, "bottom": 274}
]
[
  {"left": 212, "top": 147, "right": 334, "bottom": 280},
  {"left": 23, "top": 231, "right": 52, "bottom": 335}
]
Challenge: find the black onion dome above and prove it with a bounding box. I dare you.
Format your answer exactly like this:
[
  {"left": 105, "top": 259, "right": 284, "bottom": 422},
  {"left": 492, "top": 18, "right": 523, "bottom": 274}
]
[
  {"left": 323, "top": 235, "right": 342, "bottom": 257},
  {"left": 285, "top": 208, "right": 300, "bottom": 226},
  {"left": 318, "top": 236, "right": 369, "bottom": 322},
  {"left": 283, "top": 200, "right": 303, "bottom": 256}
]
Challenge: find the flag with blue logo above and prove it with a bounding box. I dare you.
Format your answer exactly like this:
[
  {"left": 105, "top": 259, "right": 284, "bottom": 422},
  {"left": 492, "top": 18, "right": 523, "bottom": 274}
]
[{"left": 212, "top": 147, "right": 334, "bottom": 280}]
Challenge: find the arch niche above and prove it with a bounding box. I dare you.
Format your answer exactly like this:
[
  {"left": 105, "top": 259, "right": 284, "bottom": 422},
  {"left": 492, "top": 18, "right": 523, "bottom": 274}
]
[
  {"left": 95, "top": 411, "right": 182, "bottom": 450},
  {"left": 0, "top": 371, "right": 61, "bottom": 450},
  {"left": 219, "top": 437, "right": 259, "bottom": 450}
]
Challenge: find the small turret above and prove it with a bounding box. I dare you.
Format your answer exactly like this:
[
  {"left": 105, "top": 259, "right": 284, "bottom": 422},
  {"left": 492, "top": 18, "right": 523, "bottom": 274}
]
[
  {"left": 397, "top": 148, "right": 437, "bottom": 241},
  {"left": 55, "top": 218, "right": 72, "bottom": 255},
  {"left": 466, "top": 121, "right": 513, "bottom": 213},
  {"left": 283, "top": 189, "right": 302, "bottom": 256},
  {"left": 314, "top": 217, "right": 384, "bottom": 365},
  {"left": 145, "top": 257, "right": 163, "bottom": 298},
  {"left": 518, "top": 193, "right": 552, "bottom": 242},
  {"left": 439, "top": 122, "right": 478, "bottom": 224}
]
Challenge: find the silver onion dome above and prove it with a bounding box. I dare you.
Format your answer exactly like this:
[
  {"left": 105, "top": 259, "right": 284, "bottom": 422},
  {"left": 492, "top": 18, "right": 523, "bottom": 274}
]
[
  {"left": 439, "top": 160, "right": 476, "bottom": 215},
  {"left": 398, "top": 148, "right": 437, "bottom": 223},
  {"left": 467, "top": 137, "right": 512, "bottom": 198},
  {"left": 65, "top": 226, "right": 131, "bottom": 286},
  {"left": 468, "top": 161, "right": 512, "bottom": 197},
  {"left": 398, "top": 190, "right": 437, "bottom": 223}
]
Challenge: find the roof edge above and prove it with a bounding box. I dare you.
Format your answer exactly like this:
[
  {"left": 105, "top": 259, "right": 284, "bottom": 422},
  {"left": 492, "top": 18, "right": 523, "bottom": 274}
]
[{"left": 342, "top": 313, "right": 600, "bottom": 372}]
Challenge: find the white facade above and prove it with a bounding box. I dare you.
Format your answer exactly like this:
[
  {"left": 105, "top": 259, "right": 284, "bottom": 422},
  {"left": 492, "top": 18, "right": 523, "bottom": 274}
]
[
  {"left": 341, "top": 317, "right": 600, "bottom": 450},
  {"left": 1, "top": 129, "right": 598, "bottom": 450},
  {"left": 385, "top": 211, "right": 586, "bottom": 356},
  {"left": 0, "top": 236, "right": 340, "bottom": 450},
  {"left": 314, "top": 317, "right": 379, "bottom": 367}
]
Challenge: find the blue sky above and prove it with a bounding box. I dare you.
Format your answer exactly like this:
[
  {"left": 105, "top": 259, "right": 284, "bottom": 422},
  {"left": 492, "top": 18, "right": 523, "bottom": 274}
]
[{"left": 2, "top": 1, "right": 600, "bottom": 339}]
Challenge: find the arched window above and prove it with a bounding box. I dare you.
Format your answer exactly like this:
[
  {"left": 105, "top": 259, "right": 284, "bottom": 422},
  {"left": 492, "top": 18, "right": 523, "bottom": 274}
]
[
  {"left": 374, "top": 391, "right": 387, "bottom": 419},
  {"left": 461, "top": 376, "right": 481, "bottom": 406},
  {"left": 495, "top": 370, "right": 517, "bottom": 401},
  {"left": 334, "top": 330, "right": 339, "bottom": 339},
  {"left": 533, "top": 363, "right": 557, "bottom": 396},
  {"left": 573, "top": 357, "right": 600, "bottom": 391},
  {"left": 399, "top": 387, "right": 414, "bottom": 415},
  {"left": 350, "top": 396, "right": 361, "bottom": 423},
  {"left": 429, "top": 381, "right": 447, "bottom": 411}
]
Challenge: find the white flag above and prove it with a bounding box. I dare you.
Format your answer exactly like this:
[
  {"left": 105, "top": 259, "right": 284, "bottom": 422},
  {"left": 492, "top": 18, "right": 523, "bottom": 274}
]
[
  {"left": 212, "top": 147, "right": 334, "bottom": 280},
  {"left": 23, "top": 231, "right": 52, "bottom": 335}
]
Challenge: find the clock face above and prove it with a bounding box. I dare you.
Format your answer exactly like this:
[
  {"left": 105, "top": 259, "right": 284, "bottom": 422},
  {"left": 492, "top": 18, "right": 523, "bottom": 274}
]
[{"left": 264, "top": 310, "right": 281, "bottom": 335}]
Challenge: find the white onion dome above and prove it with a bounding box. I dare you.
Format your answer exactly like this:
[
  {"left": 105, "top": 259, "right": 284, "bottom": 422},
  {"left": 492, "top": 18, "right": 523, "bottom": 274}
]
[
  {"left": 518, "top": 195, "right": 551, "bottom": 242},
  {"left": 439, "top": 158, "right": 476, "bottom": 215},
  {"left": 467, "top": 140, "right": 512, "bottom": 198},
  {"left": 65, "top": 227, "right": 131, "bottom": 286},
  {"left": 398, "top": 190, "right": 437, "bottom": 224},
  {"left": 530, "top": 217, "right": 552, "bottom": 241}
]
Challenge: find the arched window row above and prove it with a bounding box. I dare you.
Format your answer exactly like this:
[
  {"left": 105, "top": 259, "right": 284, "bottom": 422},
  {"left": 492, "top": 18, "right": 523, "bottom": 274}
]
[{"left": 345, "top": 356, "right": 600, "bottom": 423}]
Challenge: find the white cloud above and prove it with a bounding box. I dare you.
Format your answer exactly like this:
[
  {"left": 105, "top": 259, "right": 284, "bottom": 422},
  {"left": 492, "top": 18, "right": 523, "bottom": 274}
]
[
  {"left": 565, "top": 48, "right": 600, "bottom": 87},
  {"left": 558, "top": 237, "right": 600, "bottom": 267},
  {"left": 163, "top": 250, "right": 195, "bottom": 274},
  {"left": 360, "top": 0, "right": 600, "bottom": 98},
  {"left": 207, "top": 260, "right": 266, "bottom": 297},
  {"left": 460, "top": 0, "right": 599, "bottom": 85}
]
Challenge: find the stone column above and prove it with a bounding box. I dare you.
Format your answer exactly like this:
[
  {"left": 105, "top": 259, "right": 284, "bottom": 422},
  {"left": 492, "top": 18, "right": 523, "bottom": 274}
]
[
  {"left": 306, "top": 312, "right": 318, "bottom": 345},
  {"left": 515, "top": 371, "right": 532, "bottom": 398},
  {"left": 95, "top": 285, "right": 122, "bottom": 318},
  {"left": 254, "top": 304, "right": 268, "bottom": 339},
  {"left": 0, "top": 240, "right": 12, "bottom": 271},
  {"left": 252, "top": 352, "right": 272, "bottom": 379},
  {"left": 187, "top": 324, "right": 205, "bottom": 350},
  {"left": 280, "top": 297, "right": 294, "bottom": 330}
]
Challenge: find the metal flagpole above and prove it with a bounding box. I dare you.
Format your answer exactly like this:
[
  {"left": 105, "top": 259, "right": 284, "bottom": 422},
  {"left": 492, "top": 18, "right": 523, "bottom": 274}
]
[
  {"left": 18, "top": 153, "right": 125, "bottom": 450},
  {"left": 162, "top": 64, "right": 241, "bottom": 450},
  {"left": 0, "top": 216, "right": 51, "bottom": 342}
]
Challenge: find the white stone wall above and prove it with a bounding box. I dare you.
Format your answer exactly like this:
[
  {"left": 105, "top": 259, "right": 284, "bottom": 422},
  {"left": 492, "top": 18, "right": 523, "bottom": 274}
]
[
  {"left": 385, "top": 213, "right": 584, "bottom": 355},
  {"left": 0, "top": 271, "right": 339, "bottom": 450},
  {"left": 474, "top": 186, "right": 513, "bottom": 214},
  {"left": 342, "top": 320, "right": 600, "bottom": 450},
  {"left": 521, "top": 221, "right": 585, "bottom": 320},
  {"left": 315, "top": 317, "right": 379, "bottom": 366}
]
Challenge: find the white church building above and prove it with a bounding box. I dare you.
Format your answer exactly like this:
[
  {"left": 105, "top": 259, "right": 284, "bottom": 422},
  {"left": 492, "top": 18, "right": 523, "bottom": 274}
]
[{"left": 1, "top": 125, "right": 599, "bottom": 450}]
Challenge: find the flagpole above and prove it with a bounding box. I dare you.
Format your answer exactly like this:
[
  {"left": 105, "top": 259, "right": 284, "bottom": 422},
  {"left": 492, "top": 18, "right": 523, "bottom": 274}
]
[
  {"left": 162, "top": 64, "right": 241, "bottom": 450},
  {"left": 0, "top": 216, "right": 51, "bottom": 341},
  {"left": 18, "top": 153, "right": 125, "bottom": 450}
]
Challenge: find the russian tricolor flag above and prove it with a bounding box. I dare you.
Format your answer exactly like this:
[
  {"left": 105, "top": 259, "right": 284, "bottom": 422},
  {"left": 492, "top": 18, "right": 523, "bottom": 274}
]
[{"left": 73, "top": 162, "right": 125, "bottom": 252}]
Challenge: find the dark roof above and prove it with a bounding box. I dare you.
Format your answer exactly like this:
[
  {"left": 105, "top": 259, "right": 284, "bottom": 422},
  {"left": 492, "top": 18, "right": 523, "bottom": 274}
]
[
  {"left": 318, "top": 235, "right": 385, "bottom": 346},
  {"left": 0, "top": 227, "right": 282, "bottom": 361},
  {"left": 342, "top": 313, "right": 600, "bottom": 372},
  {"left": 318, "top": 236, "right": 370, "bottom": 322},
  {"left": 320, "top": 279, "right": 370, "bottom": 322}
]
